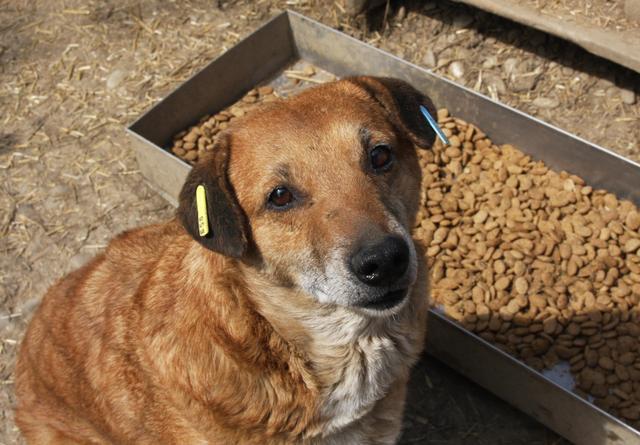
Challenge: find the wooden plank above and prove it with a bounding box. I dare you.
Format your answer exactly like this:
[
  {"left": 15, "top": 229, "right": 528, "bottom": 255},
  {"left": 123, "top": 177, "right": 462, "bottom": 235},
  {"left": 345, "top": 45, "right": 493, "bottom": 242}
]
[{"left": 451, "top": 0, "right": 640, "bottom": 73}]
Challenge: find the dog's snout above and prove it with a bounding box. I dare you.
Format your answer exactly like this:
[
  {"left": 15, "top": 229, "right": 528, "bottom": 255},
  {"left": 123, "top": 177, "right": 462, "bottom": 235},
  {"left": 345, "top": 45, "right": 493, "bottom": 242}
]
[{"left": 350, "top": 236, "right": 410, "bottom": 287}]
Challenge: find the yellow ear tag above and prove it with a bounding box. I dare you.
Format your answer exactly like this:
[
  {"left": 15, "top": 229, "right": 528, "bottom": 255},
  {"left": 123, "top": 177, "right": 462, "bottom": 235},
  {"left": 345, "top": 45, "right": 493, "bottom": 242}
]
[{"left": 196, "top": 185, "right": 210, "bottom": 237}]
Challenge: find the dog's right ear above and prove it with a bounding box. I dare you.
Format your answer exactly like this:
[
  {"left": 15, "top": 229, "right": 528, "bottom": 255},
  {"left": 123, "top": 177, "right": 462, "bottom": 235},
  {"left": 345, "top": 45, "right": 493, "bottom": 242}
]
[{"left": 177, "top": 133, "right": 249, "bottom": 258}]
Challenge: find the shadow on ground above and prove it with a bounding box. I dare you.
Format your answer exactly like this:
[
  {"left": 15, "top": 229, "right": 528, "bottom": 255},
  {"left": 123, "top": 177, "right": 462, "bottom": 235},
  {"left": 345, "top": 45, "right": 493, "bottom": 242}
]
[{"left": 400, "top": 353, "right": 568, "bottom": 444}]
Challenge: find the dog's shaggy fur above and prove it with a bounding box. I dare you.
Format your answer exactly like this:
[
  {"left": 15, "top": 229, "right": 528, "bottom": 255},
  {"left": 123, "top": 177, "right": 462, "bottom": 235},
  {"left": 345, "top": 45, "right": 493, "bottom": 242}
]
[{"left": 15, "top": 77, "right": 435, "bottom": 444}]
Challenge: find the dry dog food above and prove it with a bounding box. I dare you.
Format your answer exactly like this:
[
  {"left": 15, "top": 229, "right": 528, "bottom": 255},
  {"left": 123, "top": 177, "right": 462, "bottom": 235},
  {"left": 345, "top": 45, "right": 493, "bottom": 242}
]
[
  {"left": 168, "top": 81, "right": 640, "bottom": 429},
  {"left": 416, "top": 109, "right": 640, "bottom": 428}
]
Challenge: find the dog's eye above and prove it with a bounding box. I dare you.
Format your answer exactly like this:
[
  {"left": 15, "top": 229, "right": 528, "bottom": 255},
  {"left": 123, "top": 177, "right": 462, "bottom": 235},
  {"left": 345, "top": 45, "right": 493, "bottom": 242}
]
[
  {"left": 370, "top": 144, "right": 393, "bottom": 172},
  {"left": 268, "top": 186, "right": 294, "bottom": 209}
]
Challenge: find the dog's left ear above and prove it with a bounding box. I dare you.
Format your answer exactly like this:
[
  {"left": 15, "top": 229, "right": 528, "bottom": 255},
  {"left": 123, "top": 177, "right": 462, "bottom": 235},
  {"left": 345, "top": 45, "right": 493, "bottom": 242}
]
[
  {"left": 177, "top": 133, "right": 249, "bottom": 258},
  {"left": 348, "top": 76, "right": 437, "bottom": 149}
]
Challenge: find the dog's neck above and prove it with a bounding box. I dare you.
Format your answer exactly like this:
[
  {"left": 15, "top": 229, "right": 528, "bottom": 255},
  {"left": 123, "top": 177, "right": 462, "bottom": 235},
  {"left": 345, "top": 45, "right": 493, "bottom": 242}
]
[{"left": 238, "top": 261, "right": 427, "bottom": 437}]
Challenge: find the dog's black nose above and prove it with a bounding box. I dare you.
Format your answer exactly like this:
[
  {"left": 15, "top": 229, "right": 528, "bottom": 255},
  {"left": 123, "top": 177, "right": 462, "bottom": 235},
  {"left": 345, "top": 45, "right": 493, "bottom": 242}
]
[{"left": 350, "top": 236, "right": 410, "bottom": 287}]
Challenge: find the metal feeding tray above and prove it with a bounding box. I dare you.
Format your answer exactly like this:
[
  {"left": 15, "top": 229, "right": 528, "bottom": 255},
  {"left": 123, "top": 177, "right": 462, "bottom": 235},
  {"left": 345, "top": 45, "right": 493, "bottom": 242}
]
[{"left": 127, "top": 10, "right": 640, "bottom": 445}]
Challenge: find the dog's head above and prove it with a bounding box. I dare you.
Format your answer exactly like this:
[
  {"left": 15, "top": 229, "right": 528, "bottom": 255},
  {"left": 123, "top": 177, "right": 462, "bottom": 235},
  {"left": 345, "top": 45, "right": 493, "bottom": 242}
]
[{"left": 178, "top": 77, "right": 436, "bottom": 315}]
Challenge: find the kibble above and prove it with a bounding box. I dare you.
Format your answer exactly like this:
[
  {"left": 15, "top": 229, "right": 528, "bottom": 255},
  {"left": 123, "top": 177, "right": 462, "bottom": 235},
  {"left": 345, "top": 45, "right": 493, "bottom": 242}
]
[{"left": 417, "top": 108, "right": 640, "bottom": 430}]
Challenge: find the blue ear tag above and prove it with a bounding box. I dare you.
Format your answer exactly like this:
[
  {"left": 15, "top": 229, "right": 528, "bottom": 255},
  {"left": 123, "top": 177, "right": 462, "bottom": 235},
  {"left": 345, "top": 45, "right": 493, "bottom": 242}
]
[{"left": 419, "top": 105, "right": 450, "bottom": 146}]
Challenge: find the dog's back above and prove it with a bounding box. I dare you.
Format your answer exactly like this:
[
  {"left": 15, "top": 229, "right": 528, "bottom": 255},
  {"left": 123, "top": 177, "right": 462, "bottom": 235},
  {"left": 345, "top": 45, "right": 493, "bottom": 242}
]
[
  {"left": 15, "top": 222, "right": 185, "bottom": 444},
  {"left": 16, "top": 220, "right": 322, "bottom": 445}
]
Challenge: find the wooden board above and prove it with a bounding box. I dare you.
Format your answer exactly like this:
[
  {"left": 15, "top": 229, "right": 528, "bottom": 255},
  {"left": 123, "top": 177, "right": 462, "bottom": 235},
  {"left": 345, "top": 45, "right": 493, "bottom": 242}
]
[{"left": 452, "top": 0, "right": 640, "bottom": 73}]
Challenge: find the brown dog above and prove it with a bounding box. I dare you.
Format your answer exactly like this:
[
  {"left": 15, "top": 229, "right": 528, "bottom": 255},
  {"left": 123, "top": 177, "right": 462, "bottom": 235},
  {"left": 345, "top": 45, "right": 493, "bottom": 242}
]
[{"left": 15, "top": 76, "right": 435, "bottom": 444}]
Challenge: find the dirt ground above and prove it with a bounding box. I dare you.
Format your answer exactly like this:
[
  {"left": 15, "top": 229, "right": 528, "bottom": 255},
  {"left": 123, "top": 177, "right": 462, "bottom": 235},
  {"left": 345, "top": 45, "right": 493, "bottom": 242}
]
[{"left": 0, "top": 0, "right": 638, "bottom": 443}]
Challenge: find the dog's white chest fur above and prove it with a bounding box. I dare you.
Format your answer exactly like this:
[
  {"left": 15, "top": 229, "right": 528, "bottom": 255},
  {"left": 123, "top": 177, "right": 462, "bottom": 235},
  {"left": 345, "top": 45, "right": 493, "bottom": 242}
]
[
  {"left": 320, "top": 335, "right": 401, "bottom": 428},
  {"left": 303, "top": 309, "right": 416, "bottom": 442}
]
